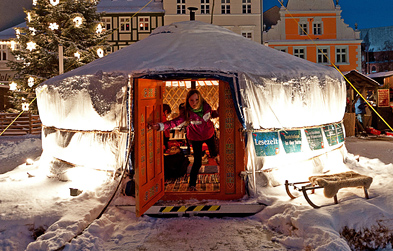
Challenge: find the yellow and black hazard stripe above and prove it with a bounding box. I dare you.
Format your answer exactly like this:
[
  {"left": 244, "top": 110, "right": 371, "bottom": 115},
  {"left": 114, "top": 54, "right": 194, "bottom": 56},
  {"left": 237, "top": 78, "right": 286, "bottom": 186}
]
[{"left": 159, "top": 205, "right": 221, "bottom": 213}]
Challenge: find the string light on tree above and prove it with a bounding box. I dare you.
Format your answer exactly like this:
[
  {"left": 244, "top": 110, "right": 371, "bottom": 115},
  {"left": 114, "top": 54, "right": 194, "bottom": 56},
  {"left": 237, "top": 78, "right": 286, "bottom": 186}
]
[
  {"left": 50, "top": 0, "right": 60, "bottom": 6},
  {"left": 15, "top": 29, "right": 20, "bottom": 39},
  {"left": 28, "top": 77, "right": 35, "bottom": 87},
  {"left": 27, "top": 12, "right": 32, "bottom": 22},
  {"left": 32, "top": 0, "right": 37, "bottom": 6},
  {"left": 9, "top": 82, "right": 17, "bottom": 91},
  {"left": 49, "top": 23, "right": 59, "bottom": 30},
  {"left": 26, "top": 41, "right": 36, "bottom": 51},
  {"left": 97, "top": 48, "right": 104, "bottom": 58}
]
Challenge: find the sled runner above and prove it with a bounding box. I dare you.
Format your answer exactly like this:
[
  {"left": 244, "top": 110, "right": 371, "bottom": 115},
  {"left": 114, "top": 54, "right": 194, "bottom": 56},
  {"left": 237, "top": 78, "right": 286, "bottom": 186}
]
[
  {"left": 116, "top": 203, "right": 266, "bottom": 217},
  {"left": 285, "top": 171, "right": 373, "bottom": 208}
]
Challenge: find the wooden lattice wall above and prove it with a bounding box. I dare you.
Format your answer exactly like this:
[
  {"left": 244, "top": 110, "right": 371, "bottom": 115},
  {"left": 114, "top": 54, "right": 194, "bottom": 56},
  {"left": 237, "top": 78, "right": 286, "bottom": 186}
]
[{"left": 163, "top": 85, "right": 219, "bottom": 118}]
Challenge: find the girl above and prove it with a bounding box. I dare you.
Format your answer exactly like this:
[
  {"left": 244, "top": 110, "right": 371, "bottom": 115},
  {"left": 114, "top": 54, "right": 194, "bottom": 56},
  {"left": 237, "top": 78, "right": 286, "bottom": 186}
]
[{"left": 149, "top": 89, "right": 219, "bottom": 191}]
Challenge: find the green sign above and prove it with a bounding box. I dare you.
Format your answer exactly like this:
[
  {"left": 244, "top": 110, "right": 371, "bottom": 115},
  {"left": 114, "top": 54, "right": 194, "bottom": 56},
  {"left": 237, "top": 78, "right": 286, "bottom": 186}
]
[
  {"left": 252, "top": 132, "right": 280, "bottom": 156},
  {"left": 305, "top": 127, "right": 324, "bottom": 150},
  {"left": 279, "top": 130, "right": 302, "bottom": 153},
  {"left": 323, "top": 125, "right": 338, "bottom": 146},
  {"left": 335, "top": 123, "right": 344, "bottom": 143}
]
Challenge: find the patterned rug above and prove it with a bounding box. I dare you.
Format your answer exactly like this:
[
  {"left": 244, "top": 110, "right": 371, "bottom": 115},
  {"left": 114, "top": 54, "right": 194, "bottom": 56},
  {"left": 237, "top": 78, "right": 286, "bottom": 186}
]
[{"left": 165, "top": 173, "right": 220, "bottom": 192}]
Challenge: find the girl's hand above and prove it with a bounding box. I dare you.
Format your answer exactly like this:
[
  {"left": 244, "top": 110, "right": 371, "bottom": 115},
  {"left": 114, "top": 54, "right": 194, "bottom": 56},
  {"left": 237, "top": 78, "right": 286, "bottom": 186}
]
[{"left": 148, "top": 123, "right": 160, "bottom": 131}]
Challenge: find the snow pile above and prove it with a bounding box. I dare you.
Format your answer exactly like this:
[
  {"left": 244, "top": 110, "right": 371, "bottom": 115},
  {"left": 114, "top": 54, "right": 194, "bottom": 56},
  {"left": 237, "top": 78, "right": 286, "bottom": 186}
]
[{"left": 2, "top": 136, "right": 393, "bottom": 250}]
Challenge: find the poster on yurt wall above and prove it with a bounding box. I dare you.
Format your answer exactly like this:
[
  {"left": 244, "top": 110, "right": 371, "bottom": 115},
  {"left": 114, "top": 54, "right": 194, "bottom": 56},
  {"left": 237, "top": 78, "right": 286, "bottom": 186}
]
[
  {"left": 305, "top": 127, "right": 324, "bottom": 150},
  {"left": 323, "top": 124, "right": 338, "bottom": 146},
  {"left": 252, "top": 132, "right": 280, "bottom": 156},
  {"left": 335, "top": 123, "right": 344, "bottom": 143},
  {"left": 279, "top": 130, "right": 302, "bottom": 153}
]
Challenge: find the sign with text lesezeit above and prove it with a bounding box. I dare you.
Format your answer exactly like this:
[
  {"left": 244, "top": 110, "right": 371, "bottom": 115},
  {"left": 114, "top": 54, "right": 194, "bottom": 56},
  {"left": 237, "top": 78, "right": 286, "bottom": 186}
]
[
  {"left": 279, "top": 130, "right": 302, "bottom": 153},
  {"left": 252, "top": 132, "right": 280, "bottom": 156},
  {"left": 305, "top": 127, "right": 324, "bottom": 150}
]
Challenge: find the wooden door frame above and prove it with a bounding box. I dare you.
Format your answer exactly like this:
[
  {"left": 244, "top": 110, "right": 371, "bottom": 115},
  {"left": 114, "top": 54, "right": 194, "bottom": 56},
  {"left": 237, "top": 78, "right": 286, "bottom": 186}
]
[{"left": 161, "top": 79, "right": 245, "bottom": 201}]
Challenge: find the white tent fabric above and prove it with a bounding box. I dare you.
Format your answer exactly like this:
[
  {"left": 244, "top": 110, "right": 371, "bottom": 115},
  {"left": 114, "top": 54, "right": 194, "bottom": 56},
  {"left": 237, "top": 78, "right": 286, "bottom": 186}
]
[{"left": 37, "top": 21, "right": 347, "bottom": 189}]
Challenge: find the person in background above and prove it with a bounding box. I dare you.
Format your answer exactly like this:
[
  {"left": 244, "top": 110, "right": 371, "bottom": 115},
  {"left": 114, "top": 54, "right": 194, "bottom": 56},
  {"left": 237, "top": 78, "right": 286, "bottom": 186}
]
[
  {"left": 163, "top": 104, "right": 172, "bottom": 150},
  {"left": 149, "top": 90, "right": 219, "bottom": 191},
  {"left": 355, "top": 97, "right": 367, "bottom": 135}
]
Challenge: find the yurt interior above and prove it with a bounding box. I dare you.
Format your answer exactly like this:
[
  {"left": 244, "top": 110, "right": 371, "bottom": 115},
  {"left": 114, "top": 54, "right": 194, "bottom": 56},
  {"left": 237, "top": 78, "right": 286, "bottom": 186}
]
[{"left": 133, "top": 77, "right": 246, "bottom": 202}]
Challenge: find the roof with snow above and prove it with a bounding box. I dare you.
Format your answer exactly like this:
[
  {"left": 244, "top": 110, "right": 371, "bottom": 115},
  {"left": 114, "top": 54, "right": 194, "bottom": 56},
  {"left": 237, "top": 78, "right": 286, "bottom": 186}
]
[
  {"left": 96, "top": 0, "right": 164, "bottom": 13},
  {"left": 0, "top": 22, "right": 25, "bottom": 40},
  {"left": 38, "top": 21, "right": 346, "bottom": 131},
  {"left": 286, "top": 0, "right": 336, "bottom": 11},
  {"left": 360, "top": 26, "right": 393, "bottom": 52},
  {"left": 43, "top": 21, "right": 343, "bottom": 85}
]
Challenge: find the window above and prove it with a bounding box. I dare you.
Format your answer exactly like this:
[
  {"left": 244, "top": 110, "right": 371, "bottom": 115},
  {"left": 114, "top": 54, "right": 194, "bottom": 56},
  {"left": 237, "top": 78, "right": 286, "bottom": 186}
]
[
  {"left": 317, "top": 47, "right": 329, "bottom": 63},
  {"left": 0, "top": 44, "right": 7, "bottom": 61},
  {"left": 275, "top": 47, "right": 287, "bottom": 53},
  {"left": 120, "top": 17, "right": 131, "bottom": 32},
  {"left": 177, "top": 0, "right": 186, "bottom": 14},
  {"left": 336, "top": 46, "right": 348, "bottom": 64},
  {"left": 313, "top": 22, "right": 322, "bottom": 35},
  {"left": 242, "top": 0, "right": 251, "bottom": 14},
  {"left": 101, "top": 17, "right": 111, "bottom": 31},
  {"left": 299, "top": 22, "right": 308, "bottom": 35},
  {"left": 293, "top": 47, "right": 306, "bottom": 59},
  {"left": 201, "top": 0, "right": 210, "bottom": 14},
  {"left": 241, "top": 32, "right": 252, "bottom": 40},
  {"left": 138, "top": 17, "right": 150, "bottom": 32},
  {"left": 221, "top": 0, "right": 230, "bottom": 14}
]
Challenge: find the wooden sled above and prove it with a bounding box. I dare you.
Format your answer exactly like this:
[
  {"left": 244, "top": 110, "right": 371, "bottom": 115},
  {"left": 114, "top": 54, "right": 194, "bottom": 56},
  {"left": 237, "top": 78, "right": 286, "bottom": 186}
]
[{"left": 285, "top": 171, "right": 373, "bottom": 208}]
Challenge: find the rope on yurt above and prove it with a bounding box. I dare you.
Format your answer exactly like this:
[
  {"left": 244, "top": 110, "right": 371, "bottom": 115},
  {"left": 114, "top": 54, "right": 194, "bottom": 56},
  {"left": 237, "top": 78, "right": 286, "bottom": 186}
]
[{"left": 277, "top": 0, "right": 393, "bottom": 132}]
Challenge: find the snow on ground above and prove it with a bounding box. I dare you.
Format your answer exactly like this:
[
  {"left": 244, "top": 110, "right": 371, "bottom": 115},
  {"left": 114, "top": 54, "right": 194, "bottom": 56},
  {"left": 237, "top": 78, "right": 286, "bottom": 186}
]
[{"left": 1, "top": 135, "right": 393, "bottom": 250}]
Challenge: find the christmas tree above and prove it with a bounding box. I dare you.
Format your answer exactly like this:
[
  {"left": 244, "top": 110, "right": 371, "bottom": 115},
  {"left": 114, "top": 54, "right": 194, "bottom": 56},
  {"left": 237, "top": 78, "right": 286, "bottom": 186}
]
[{"left": 7, "top": 0, "right": 109, "bottom": 113}]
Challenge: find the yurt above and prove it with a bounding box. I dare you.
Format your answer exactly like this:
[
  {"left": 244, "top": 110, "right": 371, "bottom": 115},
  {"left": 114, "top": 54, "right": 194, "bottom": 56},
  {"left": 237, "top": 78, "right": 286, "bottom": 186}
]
[{"left": 37, "top": 21, "right": 347, "bottom": 215}]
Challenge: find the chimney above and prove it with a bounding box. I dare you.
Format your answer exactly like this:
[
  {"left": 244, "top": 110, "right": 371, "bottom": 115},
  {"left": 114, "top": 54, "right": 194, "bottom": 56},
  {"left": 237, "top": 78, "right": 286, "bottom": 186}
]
[{"left": 188, "top": 7, "right": 198, "bottom": 21}]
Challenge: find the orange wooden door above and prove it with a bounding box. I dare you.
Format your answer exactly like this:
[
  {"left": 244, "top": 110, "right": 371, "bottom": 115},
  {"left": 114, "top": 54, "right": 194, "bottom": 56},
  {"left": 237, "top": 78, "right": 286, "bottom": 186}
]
[
  {"left": 134, "top": 79, "right": 165, "bottom": 217},
  {"left": 219, "top": 80, "right": 245, "bottom": 198}
]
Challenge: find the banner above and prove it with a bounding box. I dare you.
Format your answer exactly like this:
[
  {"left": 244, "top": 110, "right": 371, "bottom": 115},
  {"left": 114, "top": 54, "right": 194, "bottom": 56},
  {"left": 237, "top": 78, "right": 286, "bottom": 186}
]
[
  {"left": 378, "top": 89, "right": 389, "bottom": 107},
  {"left": 252, "top": 132, "right": 280, "bottom": 156},
  {"left": 305, "top": 127, "right": 324, "bottom": 150},
  {"left": 279, "top": 130, "right": 302, "bottom": 153},
  {"left": 335, "top": 123, "right": 344, "bottom": 143},
  {"left": 323, "top": 124, "right": 338, "bottom": 146}
]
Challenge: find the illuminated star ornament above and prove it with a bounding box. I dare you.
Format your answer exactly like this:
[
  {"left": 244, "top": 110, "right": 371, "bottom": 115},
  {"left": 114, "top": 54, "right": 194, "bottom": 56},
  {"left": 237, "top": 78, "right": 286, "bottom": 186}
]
[
  {"left": 73, "top": 17, "right": 83, "bottom": 27},
  {"left": 74, "top": 51, "right": 81, "bottom": 59},
  {"left": 29, "top": 27, "right": 36, "bottom": 35},
  {"left": 97, "top": 48, "right": 104, "bottom": 58},
  {"left": 9, "top": 82, "right": 17, "bottom": 91},
  {"left": 50, "top": 0, "right": 60, "bottom": 6},
  {"left": 96, "top": 24, "right": 103, "bottom": 34},
  {"left": 49, "top": 23, "right": 59, "bottom": 30},
  {"left": 26, "top": 41, "right": 36, "bottom": 51},
  {"left": 28, "top": 77, "right": 35, "bottom": 87},
  {"left": 22, "top": 103, "right": 30, "bottom": 111}
]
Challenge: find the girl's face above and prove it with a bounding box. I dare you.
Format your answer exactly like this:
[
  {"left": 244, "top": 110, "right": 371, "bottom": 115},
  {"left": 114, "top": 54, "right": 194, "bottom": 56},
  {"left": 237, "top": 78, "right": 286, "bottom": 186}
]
[{"left": 188, "top": 93, "right": 200, "bottom": 109}]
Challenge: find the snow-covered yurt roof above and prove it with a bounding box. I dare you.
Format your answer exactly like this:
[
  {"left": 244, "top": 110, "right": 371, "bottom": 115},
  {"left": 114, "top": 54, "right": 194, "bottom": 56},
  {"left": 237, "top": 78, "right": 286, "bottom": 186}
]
[{"left": 38, "top": 21, "right": 346, "bottom": 131}]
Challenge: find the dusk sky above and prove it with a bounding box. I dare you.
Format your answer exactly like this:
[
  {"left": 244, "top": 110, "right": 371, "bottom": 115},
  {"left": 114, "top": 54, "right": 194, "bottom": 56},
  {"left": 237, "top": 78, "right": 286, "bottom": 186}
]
[{"left": 263, "top": 0, "right": 392, "bottom": 30}]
